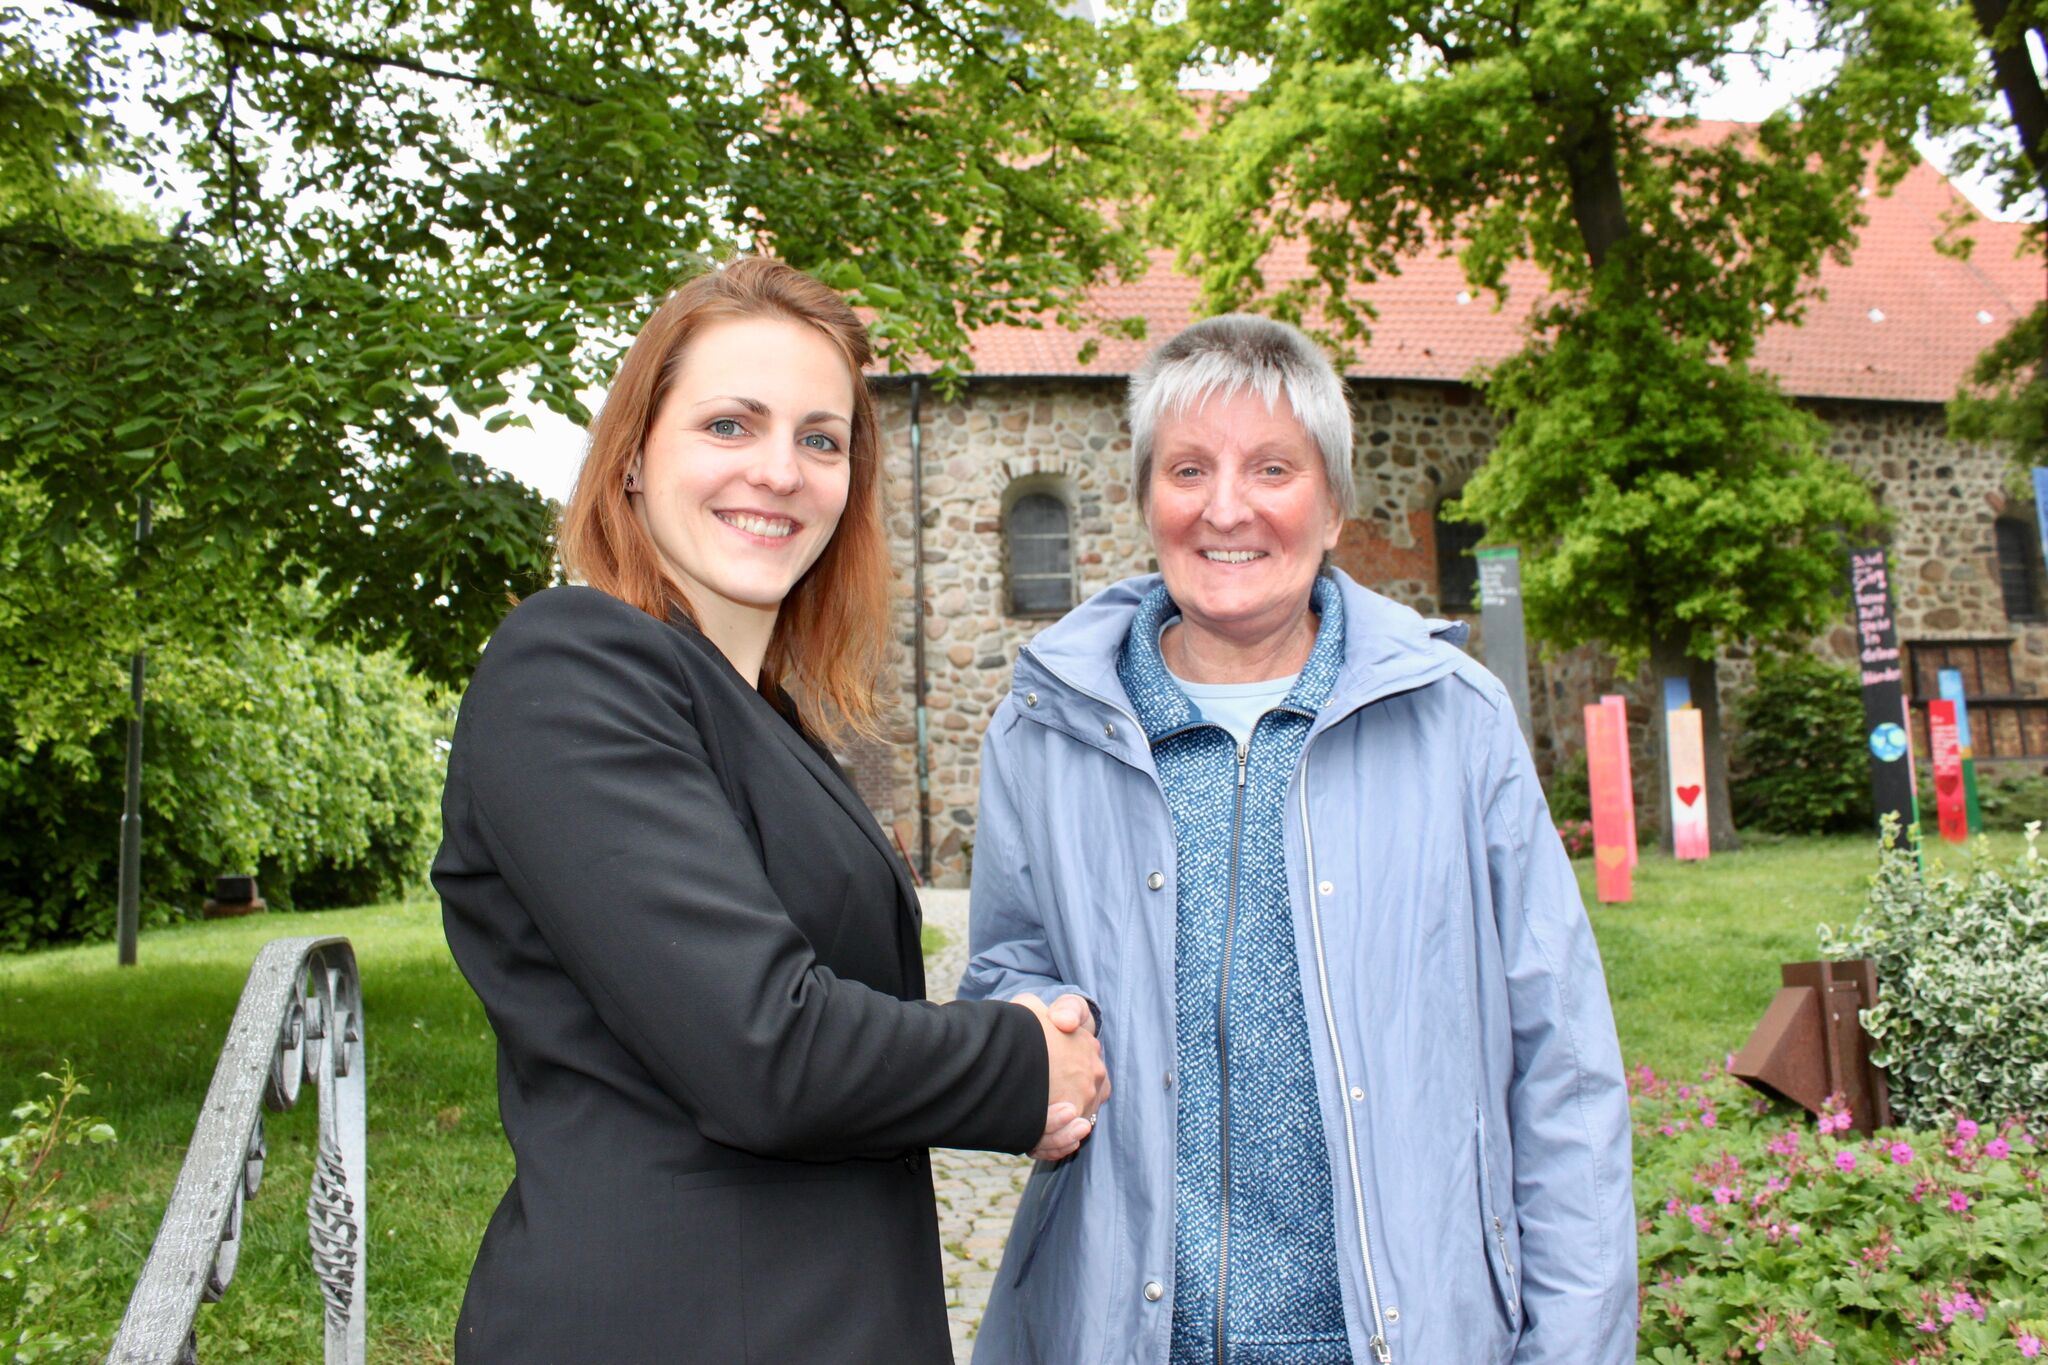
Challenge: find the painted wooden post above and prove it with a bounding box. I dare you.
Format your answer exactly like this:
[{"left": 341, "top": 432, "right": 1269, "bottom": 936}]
[
  {"left": 1600, "top": 694, "right": 1638, "bottom": 866},
  {"left": 1668, "top": 705, "right": 1711, "bottom": 861},
  {"left": 1928, "top": 700, "right": 1968, "bottom": 845},
  {"left": 1848, "top": 547, "right": 1918, "bottom": 836},
  {"left": 1936, "top": 669, "right": 1983, "bottom": 836},
  {"left": 1586, "top": 701, "right": 1634, "bottom": 902}
]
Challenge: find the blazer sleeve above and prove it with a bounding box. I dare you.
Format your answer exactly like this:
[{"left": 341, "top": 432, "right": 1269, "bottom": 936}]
[
  {"left": 448, "top": 589, "right": 1047, "bottom": 1161},
  {"left": 1479, "top": 698, "right": 1638, "bottom": 1365}
]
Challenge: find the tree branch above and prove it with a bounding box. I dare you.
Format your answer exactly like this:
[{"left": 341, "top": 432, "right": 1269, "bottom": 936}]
[{"left": 60, "top": 0, "right": 602, "bottom": 108}]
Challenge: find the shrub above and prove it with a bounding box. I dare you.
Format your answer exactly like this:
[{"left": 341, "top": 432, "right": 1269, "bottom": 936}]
[
  {"left": 1730, "top": 652, "right": 1871, "bottom": 834},
  {"left": 1970, "top": 771, "right": 2048, "bottom": 834},
  {"left": 1819, "top": 824, "right": 2048, "bottom": 1128},
  {"left": 2, "top": 1066, "right": 116, "bottom": 1363},
  {"left": 1547, "top": 747, "right": 1591, "bottom": 822},
  {"left": 1634, "top": 1064, "right": 2046, "bottom": 1362},
  {"left": 0, "top": 624, "right": 445, "bottom": 948}
]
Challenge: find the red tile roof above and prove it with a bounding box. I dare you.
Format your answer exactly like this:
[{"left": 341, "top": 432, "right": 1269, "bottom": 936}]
[{"left": 948, "top": 126, "right": 2041, "bottom": 403}]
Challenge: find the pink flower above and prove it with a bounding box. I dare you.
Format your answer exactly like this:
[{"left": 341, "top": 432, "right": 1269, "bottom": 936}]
[
  {"left": 1713, "top": 1184, "right": 1736, "bottom": 1205},
  {"left": 1948, "top": 1189, "right": 1970, "bottom": 1213},
  {"left": 1835, "top": 1151, "right": 1857, "bottom": 1173},
  {"left": 1911, "top": 1176, "right": 1935, "bottom": 1203},
  {"left": 2017, "top": 1332, "right": 2042, "bottom": 1358},
  {"left": 1955, "top": 1118, "right": 1980, "bottom": 1140},
  {"left": 1890, "top": 1141, "right": 1916, "bottom": 1165},
  {"left": 1767, "top": 1131, "right": 1800, "bottom": 1156},
  {"left": 1936, "top": 1289, "right": 1986, "bottom": 1324},
  {"left": 1819, "top": 1110, "right": 1853, "bottom": 1135},
  {"left": 1987, "top": 1137, "right": 2012, "bottom": 1159},
  {"left": 1686, "top": 1203, "right": 1714, "bottom": 1234},
  {"left": 1700, "top": 1107, "right": 1718, "bottom": 1129}
]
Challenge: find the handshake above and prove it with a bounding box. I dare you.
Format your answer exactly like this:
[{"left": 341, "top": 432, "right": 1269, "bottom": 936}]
[{"left": 1015, "top": 993, "right": 1110, "bottom": 1162}]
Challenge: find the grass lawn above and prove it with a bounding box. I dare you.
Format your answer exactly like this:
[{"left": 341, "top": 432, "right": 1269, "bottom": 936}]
[{"left": 1, "top": 830, "right": 2027, "bottom": 1361}]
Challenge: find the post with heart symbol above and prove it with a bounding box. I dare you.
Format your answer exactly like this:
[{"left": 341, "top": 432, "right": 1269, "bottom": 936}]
[
  {"left": 1928, "top": 700, "right": 1968, "bottom": 844},
  {"left": 1585, "top": 701, "right": 1635, "bottom": 902},
  {"left": 1667, "top": 705, "right": 1710, "bottom": 861},
  {"left": 1936, "top": 669, "right": 1983, "bottom": 836}
]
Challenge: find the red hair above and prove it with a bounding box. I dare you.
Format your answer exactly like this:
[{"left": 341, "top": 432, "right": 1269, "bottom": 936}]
[{"left": 557, "top": 258, "right": 892, "bottom": 743}]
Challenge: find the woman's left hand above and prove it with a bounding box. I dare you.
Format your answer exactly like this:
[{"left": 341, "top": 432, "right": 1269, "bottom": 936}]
[
  {"left": 1031, "top": 1102, "right": 1095, "bottom": 1161},
  {"left": 1028, "top": 992, "right": 1102, "bottom": 1160}
]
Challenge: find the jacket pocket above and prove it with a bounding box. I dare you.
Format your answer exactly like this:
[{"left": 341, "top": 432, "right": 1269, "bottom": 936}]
[
  {"left": 1007, "top": 1157, "right": 1077, "bottom": 1287},
  {"left": 1473, "top": 1107, "right": 1521, "bottom": 1328}
]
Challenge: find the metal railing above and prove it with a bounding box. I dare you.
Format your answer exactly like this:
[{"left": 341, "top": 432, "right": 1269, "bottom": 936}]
[{"left": 108, "top": 937, "right": 366, "bottom": 1365}]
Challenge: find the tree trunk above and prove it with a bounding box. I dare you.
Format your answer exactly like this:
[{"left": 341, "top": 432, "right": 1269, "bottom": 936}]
[
  {"left": 1558, "top": 107, "right": 1632, "bottom": 269},
  {"left": 1971, "top": 0, "right": 2048, "bottom": 198},
  {"left": 1650, "top": 635, "right": 1743, "bottom": 854}
]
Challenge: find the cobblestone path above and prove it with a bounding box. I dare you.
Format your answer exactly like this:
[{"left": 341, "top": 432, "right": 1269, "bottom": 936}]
[{"left": 922, "top": 889, "right": 1033, "bottom": 1364}]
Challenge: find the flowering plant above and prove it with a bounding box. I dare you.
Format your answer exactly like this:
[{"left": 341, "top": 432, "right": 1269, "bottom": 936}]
[
  {"left": 1556, "top": 818, "right": 1595, "bottom": 860},
  {"left": 1634, "top": 1063, "right": 2045, "bottom": 1361}
]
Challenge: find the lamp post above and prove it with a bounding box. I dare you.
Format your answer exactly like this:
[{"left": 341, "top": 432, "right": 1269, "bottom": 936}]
[{"left": 116, "top": 493, "right": 149, "bottom": 966}]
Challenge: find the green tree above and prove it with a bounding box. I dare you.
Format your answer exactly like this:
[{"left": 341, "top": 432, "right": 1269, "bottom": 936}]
[
  {"left": 1136, "top": 0, "right": 1978, "bottom": 847},
  {"left": 2, "top": 0, "right": 1152, "bottom": 691},
  {"left": 1941, "top": 0, "right": 2046, "bottom": 471}
]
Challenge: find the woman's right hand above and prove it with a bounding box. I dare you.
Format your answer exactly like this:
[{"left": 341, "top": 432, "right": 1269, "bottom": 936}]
[{"left": 1014, "top": 993, "right": 1109, "bottom": 1161}]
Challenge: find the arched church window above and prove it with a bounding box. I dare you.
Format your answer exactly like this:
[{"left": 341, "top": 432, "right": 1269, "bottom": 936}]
[
  {"left": 1005, "top": 490, "right": 1075, "bottom": 617},
  {"left": 1435, "top": 501, "right": 1484, "bottom": 613},
  {"left": 1996, "top": 513, "right": 2044, "bottom": 620}
]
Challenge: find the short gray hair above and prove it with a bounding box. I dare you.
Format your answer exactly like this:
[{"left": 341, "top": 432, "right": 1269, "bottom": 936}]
[{"left": 1127, "top": 314, "right": 1355, "bottom": 517}]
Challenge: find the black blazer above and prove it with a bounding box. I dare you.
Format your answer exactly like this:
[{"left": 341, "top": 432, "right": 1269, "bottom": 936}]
[{"left": 434, "top": 587, "right": 1046, "bottom": 1364}]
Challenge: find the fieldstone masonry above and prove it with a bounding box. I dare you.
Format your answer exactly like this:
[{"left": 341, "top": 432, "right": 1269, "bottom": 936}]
[{"left": 862, "top": 377, "right": 2043, "bottom": 882}]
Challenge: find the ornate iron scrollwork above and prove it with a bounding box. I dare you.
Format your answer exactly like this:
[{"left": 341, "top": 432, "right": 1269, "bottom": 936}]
[{"left": 108, "top": 937, "right": 366, "bottom": 1365}]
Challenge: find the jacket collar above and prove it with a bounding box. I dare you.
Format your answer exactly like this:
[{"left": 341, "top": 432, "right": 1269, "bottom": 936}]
[
  {"left": 1015, "top": 569, "right": 1471, "bottom": 746},
  {"left": 1116, "top": 574, "right": 1347, "bottom": 742}
]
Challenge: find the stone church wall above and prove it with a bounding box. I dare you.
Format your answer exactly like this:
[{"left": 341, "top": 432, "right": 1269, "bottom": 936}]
[{"left": 855, "top": 378, "right": 2037, "bottom": 885}]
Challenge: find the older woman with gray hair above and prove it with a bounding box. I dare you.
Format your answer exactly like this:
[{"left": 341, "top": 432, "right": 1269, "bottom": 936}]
[{"left": 960, "top": 314, "right": 1635, "bottom": 1364}]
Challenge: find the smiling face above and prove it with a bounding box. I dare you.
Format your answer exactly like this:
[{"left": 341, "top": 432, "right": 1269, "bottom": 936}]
[
  {"left": 632, "top": 315, "right": 855, "bottom": 656},
  {"left": 1145, "top": 387, "right": 1343, "bottom": 658}
]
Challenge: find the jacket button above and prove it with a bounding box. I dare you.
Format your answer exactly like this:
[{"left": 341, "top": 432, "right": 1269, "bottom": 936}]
[
  {"left": 1143, "top": 1281, "right": 1164, "bottom": 1302},
  {"left": 1350, "top": 1086, "right": 1364, "bottom": 1102},
  {"left": 1385, "top": 1306, "right": 1400, "bottom": 1324},
  {"left": 1163, "top": 1071, "right": 1174, "bottom": 1089},
  {"left": 1318, "top": 880, "right": 1334, "bottom": 895},
  {"left": 1146, "top": 872, "right": 1165, "bottom": 890},
  {"left": 1025, "top": 692, "right": 1039, "bottom": 707},
  {"left": 1104, "top": 722, "right": 1116, "bottom": 738}
]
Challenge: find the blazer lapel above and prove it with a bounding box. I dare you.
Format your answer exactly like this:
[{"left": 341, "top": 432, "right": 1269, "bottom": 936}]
[
  {"left": 663, "top": 613, "right": 925, "bottom": 990},
  {"left": 757, "top": 695, "right": 925, "bottom": 986}
]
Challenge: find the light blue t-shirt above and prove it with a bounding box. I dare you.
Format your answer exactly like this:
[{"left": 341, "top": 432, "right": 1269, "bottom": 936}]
[
  {"left": 1165, "top": 671, "right": 1299, "bottom": 748},
  {"left": 1159, "top": 618, "right": 1299, "bottom": 746}
]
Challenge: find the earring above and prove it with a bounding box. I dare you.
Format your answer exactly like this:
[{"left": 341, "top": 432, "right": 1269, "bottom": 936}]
[{"left": 623, "top": 469, "right": 642, "bottom": 493}]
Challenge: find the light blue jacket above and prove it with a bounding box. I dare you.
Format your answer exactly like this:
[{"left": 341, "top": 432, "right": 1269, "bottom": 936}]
[{"left": 960, "top": 570, "right": 1636, "bottom": 1365}]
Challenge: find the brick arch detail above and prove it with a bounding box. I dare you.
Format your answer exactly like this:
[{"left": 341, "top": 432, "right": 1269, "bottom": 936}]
[{"left": 979, "top": 454, "right": 1093, "bottom": 521}]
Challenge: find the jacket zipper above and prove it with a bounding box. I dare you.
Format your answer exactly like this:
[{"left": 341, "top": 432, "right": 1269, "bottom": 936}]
[
  {"left": 1213, "top": 740, "right": 1248, "bottom": 1365},
  {"left": 1298, "top": 773, "right": 1393, "bottom": 1364}
]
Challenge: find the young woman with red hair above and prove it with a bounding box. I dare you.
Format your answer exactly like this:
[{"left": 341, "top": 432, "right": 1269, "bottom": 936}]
[{"left": 434, "top": 258, "right": 1107, "bottom": 1364}]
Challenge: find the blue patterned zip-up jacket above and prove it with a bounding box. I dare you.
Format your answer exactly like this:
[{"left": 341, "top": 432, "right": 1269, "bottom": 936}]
[
  {"left": 960, "top": 569, "right": 1635, "bottom": 1365},
  {"left": 1115, "top": 577, "right": 1349, "bottom": 1364}
]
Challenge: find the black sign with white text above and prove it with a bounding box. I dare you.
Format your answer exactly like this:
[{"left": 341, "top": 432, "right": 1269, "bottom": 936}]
[{"left": 1848, "top": 547, "right": 1917, "bottom": 835}]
